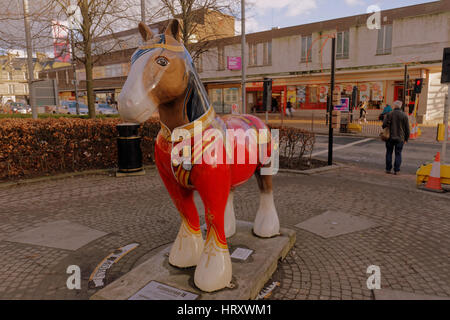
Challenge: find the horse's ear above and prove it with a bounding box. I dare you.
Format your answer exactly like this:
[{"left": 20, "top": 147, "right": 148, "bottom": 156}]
[
  {"left": 138, "top": 22, "right": 153, "bottom": 41},
  {"left": 165, "top": 19, "right": 181, "bottom": 42}
]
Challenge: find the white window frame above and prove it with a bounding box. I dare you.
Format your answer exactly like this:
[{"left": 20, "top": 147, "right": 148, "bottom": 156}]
[
  {"left": 377, "top": 25, "right": 393, "bottom": 55},
  {"left": 301, "top": 35, "right": 312, "bottom": 63},
  {"left": 336, "top": 30, "right": 349, "bottom": 59},
  {"left": 263, "top": 41, "right": 272, "bottom": 66}
]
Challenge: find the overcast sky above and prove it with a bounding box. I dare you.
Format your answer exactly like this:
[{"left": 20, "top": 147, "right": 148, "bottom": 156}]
[{"left": 243, "top": 0, "right": 438, "bottom": 33}]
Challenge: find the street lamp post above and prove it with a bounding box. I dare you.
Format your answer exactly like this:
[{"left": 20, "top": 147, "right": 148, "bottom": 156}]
[
  {"left": 328, "top": 37, "right": 336, "bottom": 166},
  {"left": 241, "top": 0, "right": 246, "bottom": 114}
]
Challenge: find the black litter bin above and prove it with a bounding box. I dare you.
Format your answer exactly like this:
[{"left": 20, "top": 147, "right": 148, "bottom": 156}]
[{"left": 116, "top": 123, "right": 143, "bottom": 174}]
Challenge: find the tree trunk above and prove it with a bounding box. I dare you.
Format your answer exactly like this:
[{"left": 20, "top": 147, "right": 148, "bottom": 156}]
[
  {"left": 85, "top": 50, "right": 95, "bottom": 118},
  {"left": 80, "top": 0, "right": 95, "bottom": 119}
]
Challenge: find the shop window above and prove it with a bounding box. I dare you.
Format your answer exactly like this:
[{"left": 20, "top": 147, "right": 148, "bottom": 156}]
[
  {"left": 223, "top": 88, "right": 239, "bottom": 113},
  {"left": 336, "top": 30, "right": 349, "bottom": 59},
  {"left": 377, "top": 25, "right": 392, "bottom": 55},
  {"left": 309, "top": 86, "right": 318, "bottom": 103},
  {"left": 209, "top": 88, "right": 224, "bottom": 113},
  {"left": 301, "top": 35, "right": 312, "bottom": 63},
  {"left": 208, "top": 87, "right": 239, "bottom": 113}
]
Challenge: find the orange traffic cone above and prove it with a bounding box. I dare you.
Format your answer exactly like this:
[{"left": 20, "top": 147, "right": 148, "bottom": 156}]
[{"left": 423, "top": 152, "right": 443, "bottom": 192}]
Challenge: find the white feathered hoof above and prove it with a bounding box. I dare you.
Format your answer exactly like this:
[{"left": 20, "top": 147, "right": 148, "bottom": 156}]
[
  {"left": 253, "top": 192, "right": 280, "bottom": 238},
  {"left": 224, "top": 191, "right": 236, "bottom": 238},
  {"left": 194, "top": 231, "right": 232, "bottom": 292},
  {"left": 169, "top": 220, "right": 204, "bottom": 268}
]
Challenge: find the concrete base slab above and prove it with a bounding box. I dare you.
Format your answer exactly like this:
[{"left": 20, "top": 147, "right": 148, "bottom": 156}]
[
  {"left": 374, "top": 289, "right": 450, "bottom": 300},
  {"left": 295, "top": 210, "right": 378, "bottom": 238},
  {"left": 91, "top": 221, "right": 296, "bottom": 300},
  {"left": 6, "top": 220, "right": 107, "bottom": 251}
]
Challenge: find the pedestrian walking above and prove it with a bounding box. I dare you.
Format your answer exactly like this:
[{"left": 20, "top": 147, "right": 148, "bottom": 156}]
[
  {"left": 378, "top": 104, "right": 392, "bottom": 121},
  {"left": 271, "top": 97, "right": 278, "bottom": 113},
  {"left": 382, "top": 100, "right": 410, "bottom": 175},
  {"left": 286, "top": 99, "right": 293, "bottom": 118},
  {"left": 358, "top": 100, "right": 368, "bottom": 123}
]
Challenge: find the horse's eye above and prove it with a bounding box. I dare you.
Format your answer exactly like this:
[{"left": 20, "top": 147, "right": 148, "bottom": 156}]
[{"left": 156, "top": 57, "right": 168, "bottom": 66}]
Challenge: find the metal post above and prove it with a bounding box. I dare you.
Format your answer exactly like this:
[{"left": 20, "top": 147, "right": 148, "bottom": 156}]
[
  {"left": 141, "top": 0, "right": 145, "bottom": 23},
  {"left": 70, "top": 30, "right": 80, "bottom": 115},
  {"left": 403, "top": 64, "right": 408, "bottom": 112},
  {"left": 241, "top": 0, "right": 246, "bottom": 114},
  {"left": 22, "top": 0, "right": 37, "bottom": 119},
  {"left": 442, "top": 89, "right": 449, "bottom": 165},
  {"left": 328, "top": 37, "right": 336, "bottom": 166}
]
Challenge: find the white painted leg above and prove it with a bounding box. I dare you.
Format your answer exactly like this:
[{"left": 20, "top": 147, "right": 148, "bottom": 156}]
[
  {"left": 169, "top": 219, "right": 204, "bottom": 268},
  {"left": 253, "top": 191, "right": 280, "bottom": 238},
  {"left": 194, "top": 230, "right": 232, "bottom": 292},
  {"left": 224, "top": 191, "right": 236, "bottom": 238}
]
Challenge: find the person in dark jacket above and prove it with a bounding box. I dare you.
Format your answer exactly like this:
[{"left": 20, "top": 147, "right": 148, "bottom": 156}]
[{"left": 382, "top": 100, "right": 410, "bottom": 175}]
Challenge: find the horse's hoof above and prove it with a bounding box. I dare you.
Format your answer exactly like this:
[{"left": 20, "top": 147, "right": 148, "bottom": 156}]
[
  {"left": 169, "top": 221, "right": 204, "bottom": 268},
  {"left": 254, "top": 192, "right": 280, "bottom": 238},
  {"left": 194, "top": 234, "right": 232, "bottom": 292}
]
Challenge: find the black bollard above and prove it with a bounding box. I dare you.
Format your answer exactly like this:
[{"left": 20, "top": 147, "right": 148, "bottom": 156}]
[{"left": 116, "top": 123, "right": 145, "bottom": 176}]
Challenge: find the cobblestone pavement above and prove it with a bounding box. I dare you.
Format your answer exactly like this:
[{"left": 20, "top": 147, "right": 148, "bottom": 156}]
[{"left": 0, "top": 165, "right": 449, "bottom": 300}]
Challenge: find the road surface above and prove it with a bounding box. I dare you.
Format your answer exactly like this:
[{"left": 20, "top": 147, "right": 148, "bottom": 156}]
[{"left": 313, "top": 135, "right": 443, "bottom": 175}]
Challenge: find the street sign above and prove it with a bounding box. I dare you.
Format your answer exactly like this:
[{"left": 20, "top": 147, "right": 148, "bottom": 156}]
[{"left": 334, "top": 98, "right": 350, "bottom": 112}]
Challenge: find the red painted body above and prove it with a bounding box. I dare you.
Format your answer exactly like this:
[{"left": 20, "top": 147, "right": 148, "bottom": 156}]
[{"left": 155, "top": 111, "right": 271, "bottom": 248}]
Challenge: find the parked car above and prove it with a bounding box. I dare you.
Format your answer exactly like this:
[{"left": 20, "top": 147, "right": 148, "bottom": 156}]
[
  {"left": 8, "top": 102, "right": 30, "bottom": 114},
  {"left": 96, "top": 103, "right": 118, "bottom": 115},
  {"left": 61, "top": 101, "right": 89, "bottom": 115}
]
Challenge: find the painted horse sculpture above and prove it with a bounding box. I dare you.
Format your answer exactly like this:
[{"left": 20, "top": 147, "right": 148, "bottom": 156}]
[{"left": 118, "top": 20, "right": 280, "bottom": 292}]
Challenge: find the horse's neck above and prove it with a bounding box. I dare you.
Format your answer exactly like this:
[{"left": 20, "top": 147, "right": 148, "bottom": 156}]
[{"left": 158, "top": 95, "right": 188, "bottom": 132}]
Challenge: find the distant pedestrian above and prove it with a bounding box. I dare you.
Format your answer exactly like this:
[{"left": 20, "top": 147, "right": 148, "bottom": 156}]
[
  {"left": 378, "top": 104, "right": 392, "bottom": 121},
  {"left": 271, "top": 97, "right": 278, "bottom": 113},
  {"left": 286, "top": 100, "right": 293, "bottom": 118},
  {"left": 358, "top": 100, "right": 368, "bottom": 123},
  {"left": 382, "top": 100, "right": 410, "bottom": 175}
]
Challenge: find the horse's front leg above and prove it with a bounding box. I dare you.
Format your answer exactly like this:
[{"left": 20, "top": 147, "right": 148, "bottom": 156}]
[
  {"left": 191, "top": 165, "right": 232, "bottom": 292},
  {"left": 157, "top": 166, "right": 204, "bottom": 268}
]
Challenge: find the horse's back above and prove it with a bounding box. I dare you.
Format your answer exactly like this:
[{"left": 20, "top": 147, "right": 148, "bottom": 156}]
[{"left": 220, "top": 114, "right": 271, "bottom": 187}]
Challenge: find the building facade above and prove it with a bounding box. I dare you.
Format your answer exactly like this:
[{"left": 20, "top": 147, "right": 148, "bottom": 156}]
[{"left": 199, "top": 1, "right": 450, "bottom": 124}]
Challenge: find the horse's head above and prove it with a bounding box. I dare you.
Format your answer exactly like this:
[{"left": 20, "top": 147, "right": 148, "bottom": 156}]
[{"left": 118, "top": 19, "right": 189, "bottom": 123}]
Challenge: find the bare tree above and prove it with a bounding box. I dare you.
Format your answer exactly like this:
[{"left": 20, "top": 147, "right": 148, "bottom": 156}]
[
  {"left": 50, "top": 0, "right": 143, "bottom": 118},
  {"left": 156, "top": 0, "right": 240, "bottom": 61}
]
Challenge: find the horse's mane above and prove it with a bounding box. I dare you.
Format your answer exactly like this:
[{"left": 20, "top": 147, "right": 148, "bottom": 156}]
[{"left": 183, "top": 55, "right": 211, "bottom": 122}]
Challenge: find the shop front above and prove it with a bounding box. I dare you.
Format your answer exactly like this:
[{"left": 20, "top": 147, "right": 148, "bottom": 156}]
[{"left": 206, "top": 83, "right": 241, "bottom": 114}]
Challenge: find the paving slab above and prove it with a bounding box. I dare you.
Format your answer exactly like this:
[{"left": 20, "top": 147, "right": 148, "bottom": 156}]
[
  {"left": 374, "top": 289, "right": 450, "bottom": 300},
  {"left": 91, "top": 221, "right": 296, "bottom": 300},
  {"left": 6, "top": 220, "right": 107, "bottom": 251},
  {"left": 295, "top": 210, "right": 378, "bottom": 238}
]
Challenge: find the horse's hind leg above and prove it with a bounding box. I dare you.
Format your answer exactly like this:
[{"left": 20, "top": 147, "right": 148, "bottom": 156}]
[
  {"left": 254, "top": 169, "right": 280, "bottom": 237},
  {"left": 224, "top": 188, "right": 236, "bottom": 238}
]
